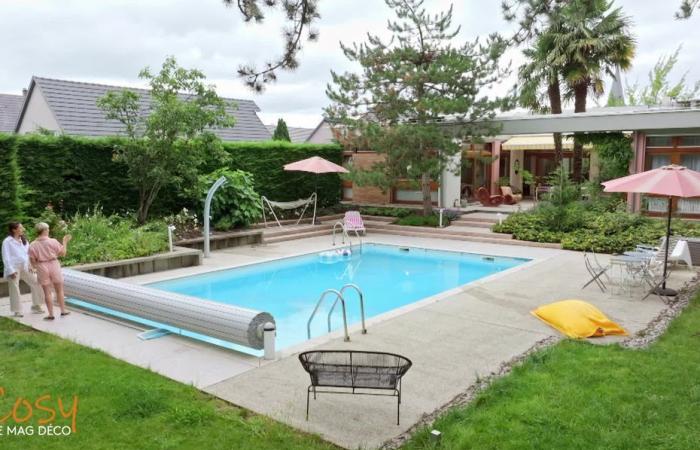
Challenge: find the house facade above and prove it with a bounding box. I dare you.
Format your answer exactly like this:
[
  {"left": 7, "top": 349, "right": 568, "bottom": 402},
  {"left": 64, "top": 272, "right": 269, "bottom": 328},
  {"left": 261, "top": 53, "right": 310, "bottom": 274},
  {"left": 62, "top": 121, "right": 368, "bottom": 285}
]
[
  {"left": 340, "top": 103, "right": 700, "bottom": 215},
  {"left": 13, "top": 77, "right": 272, "bottom": 141}
]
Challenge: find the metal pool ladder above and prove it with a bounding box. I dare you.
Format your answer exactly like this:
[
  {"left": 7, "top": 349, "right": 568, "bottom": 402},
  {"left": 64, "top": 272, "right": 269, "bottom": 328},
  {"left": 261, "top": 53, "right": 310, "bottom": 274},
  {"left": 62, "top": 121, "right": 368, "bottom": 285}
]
[
  {"left": 307, "top": 289, "right": 350, "bottom": 342},
  {"left": 328, "top": 284, "right": 367, "bottom": 336},
  {"left": 332, "top": 221, "right": 362, "bottom": 251},
  {"left": 306, "top": 284, "right": 367, "bottom": 342}
]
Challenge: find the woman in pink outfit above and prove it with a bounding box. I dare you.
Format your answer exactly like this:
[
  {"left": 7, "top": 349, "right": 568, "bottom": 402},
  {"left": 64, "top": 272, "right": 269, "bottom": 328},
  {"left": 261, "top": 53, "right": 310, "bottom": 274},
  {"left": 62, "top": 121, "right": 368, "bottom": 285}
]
[{"left": 28, "top": 222, "right": 72, "bottom": 320}]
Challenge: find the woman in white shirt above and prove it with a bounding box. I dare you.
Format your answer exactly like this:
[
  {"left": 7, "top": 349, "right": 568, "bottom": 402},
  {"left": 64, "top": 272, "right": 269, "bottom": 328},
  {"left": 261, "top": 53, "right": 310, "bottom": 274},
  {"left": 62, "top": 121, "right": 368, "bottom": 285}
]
[{"left": 2, "top": 222, "right": 44, "bottom": 317}]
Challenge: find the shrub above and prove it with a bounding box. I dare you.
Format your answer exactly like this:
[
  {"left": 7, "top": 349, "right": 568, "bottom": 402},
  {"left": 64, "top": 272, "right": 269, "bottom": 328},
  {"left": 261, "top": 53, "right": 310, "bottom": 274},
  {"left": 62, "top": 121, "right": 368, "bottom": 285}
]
[
  {"left": 162, "top": 208, "right": 200, "bottom": 240},
  {"left": 23, "top": 208, "right": 168, "bottom": 267},
  {"left": 494, "top": 198, "right": 700, "bottom": 253},
  {"left": 359, "top": 206, "right": 413, "bottom": 218},
  {"left": 192, "top": 169, "right": 262, "bottom": 230},
  {"left": 395, "top": 213, "right": 446, "bottom": 227}
]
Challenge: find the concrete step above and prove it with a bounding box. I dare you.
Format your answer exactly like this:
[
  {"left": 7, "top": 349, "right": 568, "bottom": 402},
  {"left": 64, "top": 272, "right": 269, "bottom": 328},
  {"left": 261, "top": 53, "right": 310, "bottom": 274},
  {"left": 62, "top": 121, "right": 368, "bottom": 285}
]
[
  {"left": 263, "top": 228, "right": 333, "bottom": 244},
  {"left": 369, "top": 227, "right": 561, "bottom": 249},
  {"left": 365, "top": 222, "right": 513, "bottom": 240},
  {"left": 262, "top": 224, "right": 334, "bottom": 238},
  {"left": 450, "top": 219, "right": 494, "bottom": 228}
]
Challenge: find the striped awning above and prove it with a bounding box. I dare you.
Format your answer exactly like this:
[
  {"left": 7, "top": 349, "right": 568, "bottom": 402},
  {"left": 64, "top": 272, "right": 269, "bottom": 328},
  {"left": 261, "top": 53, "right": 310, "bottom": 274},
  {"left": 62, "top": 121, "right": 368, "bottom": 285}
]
[{"left": 502, "top": 134, "right": 592, "bottom": 151}]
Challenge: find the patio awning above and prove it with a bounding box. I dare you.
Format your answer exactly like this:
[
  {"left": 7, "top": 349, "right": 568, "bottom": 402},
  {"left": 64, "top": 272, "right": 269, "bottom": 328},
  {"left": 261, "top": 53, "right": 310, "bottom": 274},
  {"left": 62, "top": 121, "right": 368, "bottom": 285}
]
[{"left": 502, "top": 134, "right": 592, "bottom": 151}]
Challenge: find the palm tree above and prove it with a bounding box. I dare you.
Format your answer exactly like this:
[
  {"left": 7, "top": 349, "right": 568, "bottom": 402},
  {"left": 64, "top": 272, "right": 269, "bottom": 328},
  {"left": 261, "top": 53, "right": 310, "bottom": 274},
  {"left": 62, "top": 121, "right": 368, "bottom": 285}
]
[
  {"left": 518, "top": 24, "right": 566, "bottom": 166},
  {"left": 551, "top": 0, "right": 635, "bottom": 181}
]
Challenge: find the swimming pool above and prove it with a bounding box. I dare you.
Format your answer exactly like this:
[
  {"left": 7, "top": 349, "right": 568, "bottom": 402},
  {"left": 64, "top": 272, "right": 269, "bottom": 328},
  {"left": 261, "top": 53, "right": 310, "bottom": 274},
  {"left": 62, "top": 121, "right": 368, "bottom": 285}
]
[{"left": 143, "top": 243, "right": 528, "bottom": 353}]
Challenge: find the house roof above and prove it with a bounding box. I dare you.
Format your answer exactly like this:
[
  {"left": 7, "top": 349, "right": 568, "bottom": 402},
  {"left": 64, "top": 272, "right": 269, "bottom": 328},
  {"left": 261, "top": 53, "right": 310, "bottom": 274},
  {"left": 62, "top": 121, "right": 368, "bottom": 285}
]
[
  {"left": 0, "top": 93, "right": 24, "bottom": 132},
  {"left": 265, "top": 124, "right": 315, "bottom": 143},
  {"left": 17, "top": 77, "right": 271, "bottom": 141}
]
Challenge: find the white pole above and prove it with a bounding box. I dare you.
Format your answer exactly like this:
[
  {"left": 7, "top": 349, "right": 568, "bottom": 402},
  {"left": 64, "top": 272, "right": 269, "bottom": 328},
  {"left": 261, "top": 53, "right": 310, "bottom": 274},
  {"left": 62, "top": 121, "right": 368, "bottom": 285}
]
[
  {"left": 263, "top": 322, "right": 276, "bottom": 360},
  {"left": 167, "top": 225, "right": 176, "bottom": 252},
  {"left": 204, "top": 176, "right": 227, "bottom": 258},
  {"left": 439, "top": 208, "right": 445, "bottom": 228}
]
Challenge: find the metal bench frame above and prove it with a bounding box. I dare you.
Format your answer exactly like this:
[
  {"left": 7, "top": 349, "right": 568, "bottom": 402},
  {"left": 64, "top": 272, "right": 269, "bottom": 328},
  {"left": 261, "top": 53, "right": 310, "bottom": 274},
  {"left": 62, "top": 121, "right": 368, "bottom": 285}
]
[{"left": 299, "top": 350, "right": 412, "bottom": 425}]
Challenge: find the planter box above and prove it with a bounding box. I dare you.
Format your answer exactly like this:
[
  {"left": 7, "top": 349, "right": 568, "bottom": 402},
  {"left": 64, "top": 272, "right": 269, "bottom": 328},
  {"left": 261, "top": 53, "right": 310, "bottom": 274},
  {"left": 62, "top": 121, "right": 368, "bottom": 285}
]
[
  {"left": 176, "top": 229, "right": 263, "bottom": 251},
  {"left": 0, "top": 246, "right": 202, "bottom": 298}
]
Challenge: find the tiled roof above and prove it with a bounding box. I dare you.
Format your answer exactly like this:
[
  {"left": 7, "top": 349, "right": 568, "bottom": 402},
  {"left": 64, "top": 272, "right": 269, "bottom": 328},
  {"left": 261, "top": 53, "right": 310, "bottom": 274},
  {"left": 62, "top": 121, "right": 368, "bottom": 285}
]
[
  {"left": 25, "top": 77, "right": 271, "bottom": 141},
  {"left": 0, "top": 93, "right": 23, "bottom": 132},
  {"left": 265, "top": 124, "right": 315, "bottom": 143}
]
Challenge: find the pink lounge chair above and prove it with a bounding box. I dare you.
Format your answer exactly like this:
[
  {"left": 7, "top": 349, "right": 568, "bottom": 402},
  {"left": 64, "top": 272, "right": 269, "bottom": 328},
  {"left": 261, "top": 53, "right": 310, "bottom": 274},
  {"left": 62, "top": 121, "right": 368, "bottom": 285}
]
[{"left": 344, "top": 211, "right": 366, "bottom": 235}]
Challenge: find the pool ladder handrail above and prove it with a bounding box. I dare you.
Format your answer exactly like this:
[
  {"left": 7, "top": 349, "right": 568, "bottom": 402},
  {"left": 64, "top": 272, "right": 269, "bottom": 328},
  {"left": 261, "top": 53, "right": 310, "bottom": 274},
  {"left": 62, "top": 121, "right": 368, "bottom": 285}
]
[
  {"left": 307, "top": 289, "right": 350, "bottom": 342},
  {"left": 327, "top": 283, "right": 367, "bottom": 335},
  {"left": 332, "top": 221, "right": 362, "bottom": 251}
]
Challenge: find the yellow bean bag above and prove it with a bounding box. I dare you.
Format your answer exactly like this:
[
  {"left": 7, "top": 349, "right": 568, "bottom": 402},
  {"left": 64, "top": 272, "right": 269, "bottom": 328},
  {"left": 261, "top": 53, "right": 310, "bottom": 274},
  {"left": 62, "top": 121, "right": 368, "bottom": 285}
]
[{"left": 531, "top": 300, "right": 628, "bottom": 339}]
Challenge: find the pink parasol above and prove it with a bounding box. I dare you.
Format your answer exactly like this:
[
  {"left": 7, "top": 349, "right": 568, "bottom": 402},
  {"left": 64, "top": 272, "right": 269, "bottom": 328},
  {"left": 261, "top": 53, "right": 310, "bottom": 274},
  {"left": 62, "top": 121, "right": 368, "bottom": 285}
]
[
  {"left": 603, "top": 164, "right": 700, "bottom": 295},
  {"left": 283, "top": 156, "right": 349, "bottom": 174},
  {"left": 284, "top": 156, "right": 349, "bottom": 224}
]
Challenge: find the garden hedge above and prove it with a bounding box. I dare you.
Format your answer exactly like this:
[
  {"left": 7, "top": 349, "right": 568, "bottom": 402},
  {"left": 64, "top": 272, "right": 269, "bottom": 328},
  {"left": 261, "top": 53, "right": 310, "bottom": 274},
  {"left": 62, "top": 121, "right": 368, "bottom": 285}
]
[
  {"left": 0, "top": 134, "right": 342, "bottom": 221},
  {"left": 0, "top": 134, "right": 23, "bottom": 227}
]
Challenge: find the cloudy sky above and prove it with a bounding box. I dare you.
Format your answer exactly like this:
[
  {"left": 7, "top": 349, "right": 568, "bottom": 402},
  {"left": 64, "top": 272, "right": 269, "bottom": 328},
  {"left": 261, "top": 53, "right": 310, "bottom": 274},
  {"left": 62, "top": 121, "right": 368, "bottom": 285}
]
[{"left": 1, "top": 0, "right": 698, "bottom": 128}]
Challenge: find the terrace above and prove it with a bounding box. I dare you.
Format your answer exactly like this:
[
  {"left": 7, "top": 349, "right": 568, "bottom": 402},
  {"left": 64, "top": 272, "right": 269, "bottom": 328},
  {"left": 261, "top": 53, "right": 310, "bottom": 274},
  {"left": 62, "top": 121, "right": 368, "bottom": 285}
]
[{"left": 3, "top": 231, "right": 694, "bottom": 448}]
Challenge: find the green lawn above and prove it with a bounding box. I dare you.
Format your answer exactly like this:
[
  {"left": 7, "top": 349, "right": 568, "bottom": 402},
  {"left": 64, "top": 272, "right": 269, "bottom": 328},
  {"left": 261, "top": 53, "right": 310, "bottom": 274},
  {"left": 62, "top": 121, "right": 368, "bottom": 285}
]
[
  {"left": 404, "top": 294, "right": 700, "bottom": 449},
  {"left": 0, "top": 318, "right": 335, "bottom": 450}
]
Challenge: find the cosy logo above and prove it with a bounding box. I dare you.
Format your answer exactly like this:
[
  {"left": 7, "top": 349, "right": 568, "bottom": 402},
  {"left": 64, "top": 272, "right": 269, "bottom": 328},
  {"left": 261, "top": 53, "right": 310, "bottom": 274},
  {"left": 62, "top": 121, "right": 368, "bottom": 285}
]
[{"left": 0, "top": 387, "right": 78, "bottom": 437}]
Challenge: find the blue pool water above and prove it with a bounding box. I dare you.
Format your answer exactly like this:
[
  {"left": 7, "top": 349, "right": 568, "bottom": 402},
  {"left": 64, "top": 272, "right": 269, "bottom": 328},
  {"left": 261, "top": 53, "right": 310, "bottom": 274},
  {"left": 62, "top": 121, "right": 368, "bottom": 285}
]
[{"left": 144, "top": 244, "right": 527, "bottom": 353}]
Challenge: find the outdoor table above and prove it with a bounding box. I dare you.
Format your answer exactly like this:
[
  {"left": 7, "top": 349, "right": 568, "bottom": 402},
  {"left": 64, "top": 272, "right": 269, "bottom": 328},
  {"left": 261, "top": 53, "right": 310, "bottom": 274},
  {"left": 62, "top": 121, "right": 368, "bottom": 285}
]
[{"left": 609, "top": 256, "right": 648, "bottom": 296}]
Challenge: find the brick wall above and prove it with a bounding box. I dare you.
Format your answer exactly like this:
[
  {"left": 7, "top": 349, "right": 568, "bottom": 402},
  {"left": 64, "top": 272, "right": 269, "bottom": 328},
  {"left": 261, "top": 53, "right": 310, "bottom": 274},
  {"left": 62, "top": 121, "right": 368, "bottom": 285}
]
[{"left": 347, "top": 152, "right": 391, "bottom": 204}]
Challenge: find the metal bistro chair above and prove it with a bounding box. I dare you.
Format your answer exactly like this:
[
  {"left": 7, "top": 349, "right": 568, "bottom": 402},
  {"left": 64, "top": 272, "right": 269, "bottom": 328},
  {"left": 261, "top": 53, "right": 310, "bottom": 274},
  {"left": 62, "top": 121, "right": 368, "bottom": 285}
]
[
  {"left": 299, "top": 350, "right": 412, "bottom": 425},
  {"left": 582, "top": 251, "right": 610, "bottom": 292}
]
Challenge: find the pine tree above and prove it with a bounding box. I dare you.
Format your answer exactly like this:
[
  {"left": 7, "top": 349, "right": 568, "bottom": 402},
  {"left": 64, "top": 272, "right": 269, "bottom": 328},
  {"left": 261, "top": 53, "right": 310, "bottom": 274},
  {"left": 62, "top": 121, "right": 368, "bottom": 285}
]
[
  {"left": 272, "top": 118, "right": 291, "bottom": 141},
  {"left": 326, "top": 0, "right": 511, "bottom": 215}
]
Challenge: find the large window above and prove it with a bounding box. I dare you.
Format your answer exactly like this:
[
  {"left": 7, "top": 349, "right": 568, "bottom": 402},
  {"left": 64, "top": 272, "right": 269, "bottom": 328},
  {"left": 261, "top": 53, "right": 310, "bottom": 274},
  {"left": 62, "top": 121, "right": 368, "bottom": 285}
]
[
  {"left": 679, "top": 135, "right": 700, "bottom": 147},
  {"left": 679, "top": 154, "right": 700, "bottom": 214},
  {"left": 646, "top": 136, "right": 673, "bottom": 147}
]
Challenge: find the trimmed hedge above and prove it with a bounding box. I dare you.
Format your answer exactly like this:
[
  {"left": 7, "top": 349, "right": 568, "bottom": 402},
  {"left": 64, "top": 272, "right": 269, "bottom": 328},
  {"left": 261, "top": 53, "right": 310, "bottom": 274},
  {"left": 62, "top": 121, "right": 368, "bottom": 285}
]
[
  {"left": 1, "top": 134, "right": 342, "bottom": 220},
  {"left": 221, "top": 141, "right": 342, "bottom": 207},
  {"left": 15, "top": 135, "right": 137, "bottom": 217},
  {"left": 0, "top": 134, "right": 23, "bottom": 227}
]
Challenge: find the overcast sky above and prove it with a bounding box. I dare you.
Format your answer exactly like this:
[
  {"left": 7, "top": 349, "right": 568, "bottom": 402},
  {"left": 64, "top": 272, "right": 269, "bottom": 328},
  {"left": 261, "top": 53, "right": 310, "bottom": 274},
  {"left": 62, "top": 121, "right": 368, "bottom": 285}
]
[{"left": 1, "top": 0, "right": 698, "bottom": 128}]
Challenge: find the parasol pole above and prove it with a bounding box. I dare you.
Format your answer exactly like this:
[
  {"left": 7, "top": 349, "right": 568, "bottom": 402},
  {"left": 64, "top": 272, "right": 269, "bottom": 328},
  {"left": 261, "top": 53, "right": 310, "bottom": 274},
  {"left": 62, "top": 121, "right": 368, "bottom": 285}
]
[
  {"left": 313, "top": 174, "right": 319, "bottom": 225},
  {"left": 657, "top": 195, "right": 678, "bottom": 296}
]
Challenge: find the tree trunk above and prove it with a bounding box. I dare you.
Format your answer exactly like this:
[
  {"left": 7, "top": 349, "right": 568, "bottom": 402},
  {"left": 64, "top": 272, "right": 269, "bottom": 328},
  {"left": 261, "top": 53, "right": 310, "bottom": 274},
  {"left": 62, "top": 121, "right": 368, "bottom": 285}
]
[
  {"left": 421, "top": 172, "right": 433, "bottom": 216},
  {"left": 572, "top": 81, "right": 589, "bottom": 182},
  {"left": 137, "top": 185, "right": 161, "bottom": 224},
  {"left": 547, "top": 79, "right": 564, "bottom": 166}
]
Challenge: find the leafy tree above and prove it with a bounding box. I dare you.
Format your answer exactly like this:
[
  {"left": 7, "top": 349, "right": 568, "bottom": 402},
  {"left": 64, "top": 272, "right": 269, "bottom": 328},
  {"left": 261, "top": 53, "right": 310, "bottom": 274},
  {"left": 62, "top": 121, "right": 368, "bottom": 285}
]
[
  {"left": 272, "top": 118, "right": 291, "bottom": 141},
  {"left": 625, "top": 46, "right": 700, "bottom": 106},
  {"left": 97, "top": 56, "right": 234, "bottom": 223},
  {"left": 326, "top": 0, "right": 511, "bottom": 215},
  {"left": 677, "top": 0, "right": 699, "bottom": 18},
  {"left": 224, "top": 0, "right": 320, "bottom": 91}
]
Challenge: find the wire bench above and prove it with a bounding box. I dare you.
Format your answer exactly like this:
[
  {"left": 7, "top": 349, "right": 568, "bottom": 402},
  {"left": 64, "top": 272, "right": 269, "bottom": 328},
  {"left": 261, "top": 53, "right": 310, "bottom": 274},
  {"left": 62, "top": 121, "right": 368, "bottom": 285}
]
[{"left": 299, "top": 350, "right": 412, "bottom": 425}]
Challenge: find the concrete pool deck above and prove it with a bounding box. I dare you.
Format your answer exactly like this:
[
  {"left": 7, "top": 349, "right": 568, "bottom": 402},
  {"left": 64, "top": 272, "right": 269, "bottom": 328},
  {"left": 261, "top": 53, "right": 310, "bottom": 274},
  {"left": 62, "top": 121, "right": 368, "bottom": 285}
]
[{"left": 2, "top": 234, "right": 696, "bottom": 449}]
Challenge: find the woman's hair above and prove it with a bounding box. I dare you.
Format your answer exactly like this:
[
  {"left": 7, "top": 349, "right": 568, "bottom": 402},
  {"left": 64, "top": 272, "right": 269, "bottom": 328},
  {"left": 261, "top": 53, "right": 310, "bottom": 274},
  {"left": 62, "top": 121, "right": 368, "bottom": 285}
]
[
  {"left": 8, "top": 222, "right": 27, "bottom": 245},
  {"left": 35, "top": 222, "right": 50, "bottom": 235}
]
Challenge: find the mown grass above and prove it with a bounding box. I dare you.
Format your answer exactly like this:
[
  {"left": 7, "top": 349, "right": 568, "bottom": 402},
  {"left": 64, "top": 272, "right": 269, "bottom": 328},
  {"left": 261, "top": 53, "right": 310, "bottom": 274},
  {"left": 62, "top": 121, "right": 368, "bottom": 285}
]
[
  {"left": 0, "top": 318, "right": 336, "bottom": 450},
  {"left": 404, "top": 294, "right": 700, "bottom": 450}
]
